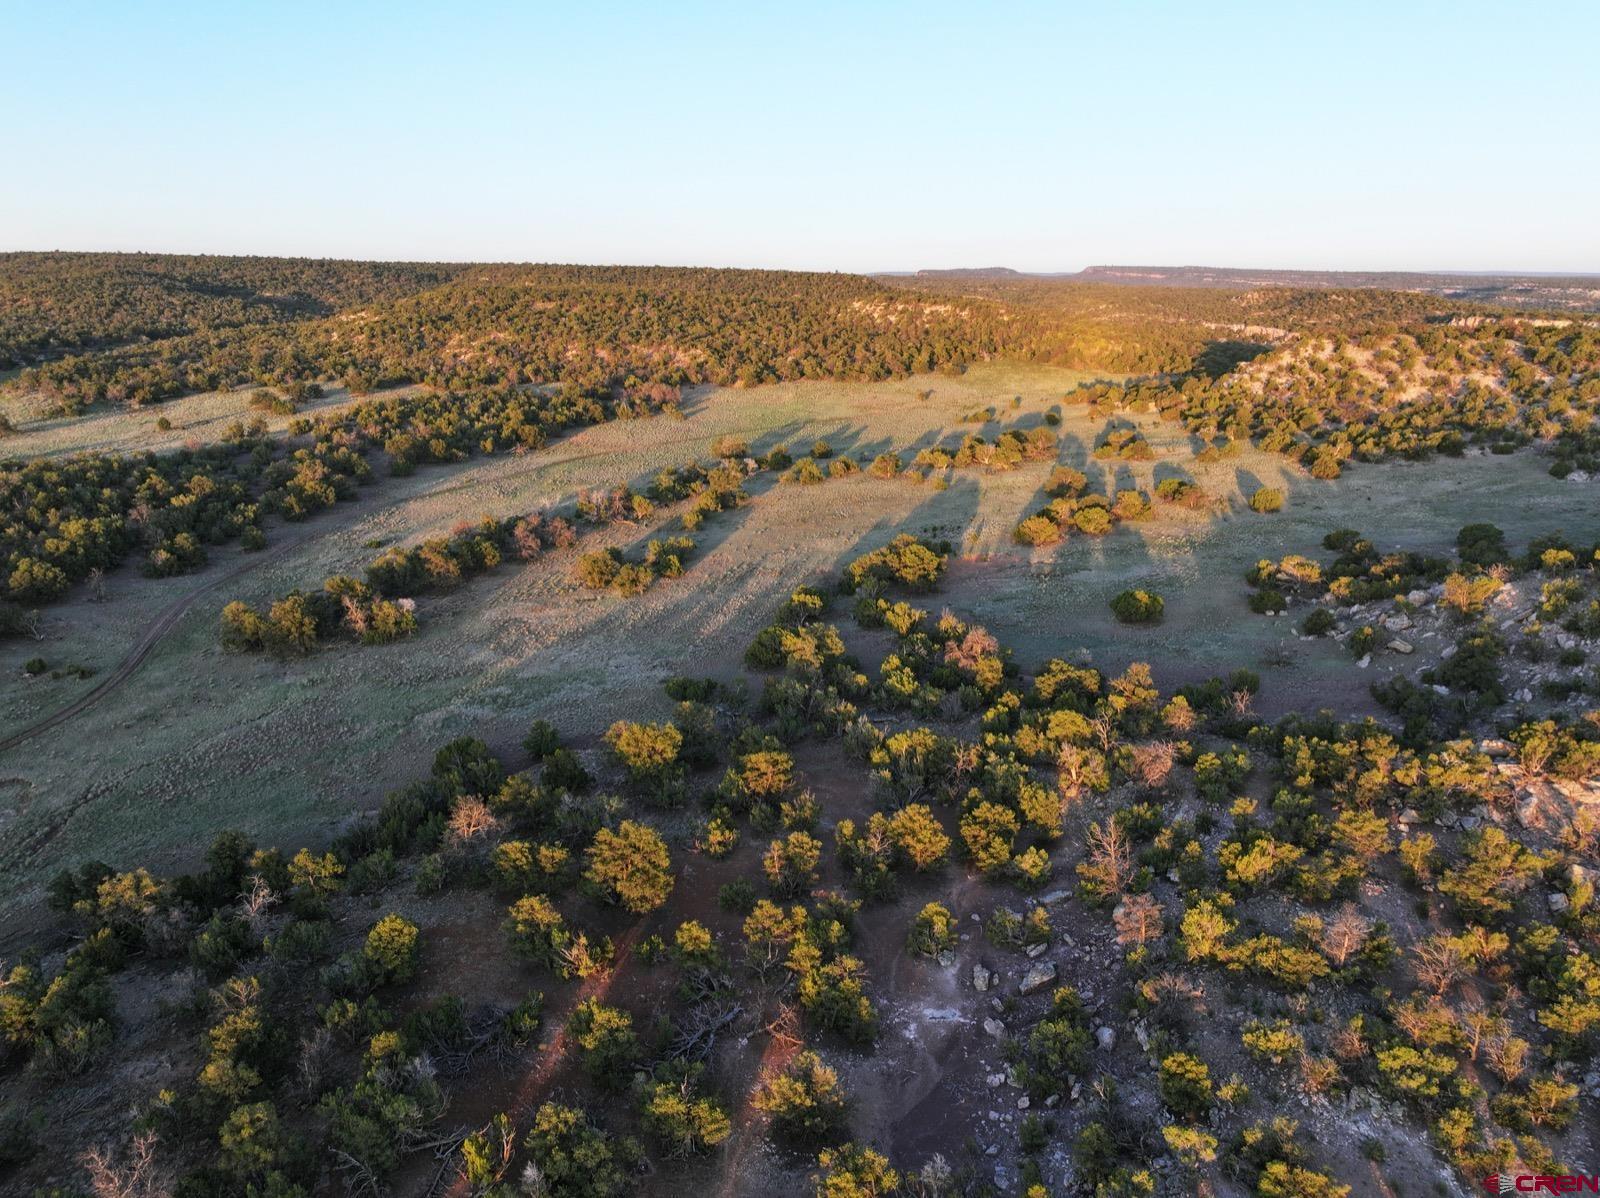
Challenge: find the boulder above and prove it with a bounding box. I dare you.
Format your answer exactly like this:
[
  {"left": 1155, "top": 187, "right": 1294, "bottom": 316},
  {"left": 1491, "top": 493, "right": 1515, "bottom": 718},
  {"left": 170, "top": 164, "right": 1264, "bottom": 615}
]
[
  {"left": 1386, "top": 638, "right": 1414, "bottom": 655},
  {"left": 972, "top": 963, "right": 995, "bottom": 992},
  {"left": 983, "top": 1017, "right": 1006, "bottom": 1039},
  {"left": 1548, "top": 892, "right": 1571, "bottom": 914},
  {"left": 1019, "top": 962, "right": 1058, "bottom": 995},
  {"left": 1095, "top": 1026, "right": 1117, "bottom": 1051}
]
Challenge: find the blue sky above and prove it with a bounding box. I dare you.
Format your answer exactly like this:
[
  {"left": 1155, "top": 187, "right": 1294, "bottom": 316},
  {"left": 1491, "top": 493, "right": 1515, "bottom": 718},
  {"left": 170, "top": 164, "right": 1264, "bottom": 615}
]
[{"left": 3, "top": 1, "right": 1596, "bottom": 272}]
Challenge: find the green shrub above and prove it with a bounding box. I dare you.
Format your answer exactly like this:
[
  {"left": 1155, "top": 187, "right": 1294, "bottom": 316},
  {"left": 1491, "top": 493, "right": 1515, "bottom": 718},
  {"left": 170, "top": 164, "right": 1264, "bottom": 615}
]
[
  {"left": 1110, "top": 589, "right": 1164, "bottom": 624},
  {"left": 1249, "top": 487, "right": 1285, "bottom": 514}
]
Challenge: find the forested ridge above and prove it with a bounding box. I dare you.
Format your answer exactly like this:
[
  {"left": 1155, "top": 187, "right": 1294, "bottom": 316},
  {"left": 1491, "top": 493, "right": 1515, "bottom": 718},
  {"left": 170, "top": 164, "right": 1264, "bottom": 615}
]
[
  {"left": 7, "top": 264, "right": 1010, "bottom": 411},
  {"left": 0, "top": 252, "right": 474, "bottom": 368}
]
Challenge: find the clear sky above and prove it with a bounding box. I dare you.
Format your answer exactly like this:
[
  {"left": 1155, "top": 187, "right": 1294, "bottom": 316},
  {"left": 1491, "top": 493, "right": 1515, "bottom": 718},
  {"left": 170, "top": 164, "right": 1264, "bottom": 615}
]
[{"left": 3, "top": 0, "right": 1596, "bottom": 273}]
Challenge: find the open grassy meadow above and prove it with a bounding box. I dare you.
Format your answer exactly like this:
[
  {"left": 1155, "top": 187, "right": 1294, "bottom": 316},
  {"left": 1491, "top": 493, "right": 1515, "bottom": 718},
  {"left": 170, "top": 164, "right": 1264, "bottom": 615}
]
[{"left": 5, "top": 362, "right": 1592, "bottom": 920}]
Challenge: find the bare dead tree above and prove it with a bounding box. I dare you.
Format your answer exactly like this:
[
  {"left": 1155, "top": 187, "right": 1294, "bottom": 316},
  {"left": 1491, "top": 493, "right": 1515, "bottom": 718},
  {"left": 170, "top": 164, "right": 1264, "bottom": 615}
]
[
  {"left": 238, "top": 874, "right": 278, "bottom": 935},
  {"left": 446, "top": 797, "right": 502, "bottom": 851},
  {"left": 1127, "top": 740, "right": 1176, "bottom": 791},
  {"left": 81, "top": 1131, "right": 166, "bottom": 1198},
  {"left": 1113, "top": 893, "right": 1165, "bottom": 948},
  {"left": 1412, "top": 934, "right": 1466, "bottom": 996},
  {"left": 1319, "top": 904, "right": 1371, "bottom": 967},
  {"left": 1485, "top": 1031, "right": 1531, "bottom": 1084},
  {"left": 671, "top": 1000, "right": 744, "bottom": 1061},
  {"left": 1081, "top": 819, "right": 1133, "bottom": 899}
]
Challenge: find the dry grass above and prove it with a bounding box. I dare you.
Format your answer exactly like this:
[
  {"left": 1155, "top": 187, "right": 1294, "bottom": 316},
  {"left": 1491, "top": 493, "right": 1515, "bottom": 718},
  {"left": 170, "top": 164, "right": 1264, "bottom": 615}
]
[{"left": 0, "top": 361, "right": 1591, "bottom": 927}]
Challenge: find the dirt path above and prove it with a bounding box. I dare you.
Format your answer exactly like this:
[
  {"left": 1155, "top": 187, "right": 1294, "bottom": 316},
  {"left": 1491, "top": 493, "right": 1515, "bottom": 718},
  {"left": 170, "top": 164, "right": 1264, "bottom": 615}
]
[{"left": 0, "top": 531, "right": 324, "bottom": 758}]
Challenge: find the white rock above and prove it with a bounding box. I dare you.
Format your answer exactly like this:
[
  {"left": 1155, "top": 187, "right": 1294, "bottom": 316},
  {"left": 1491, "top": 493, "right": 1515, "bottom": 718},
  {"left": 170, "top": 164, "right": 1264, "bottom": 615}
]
[
  {"left": 1387, "top": 638, "right": 1414, "bottom": 655},
  {"left": 1548, "top": 892, "right": 1571, "bottom": 914},
  {"left": 983, "top": 1017, "right": 1006, "bottom": 1039},
  {"left": 973, "top": 963, "right": 994, "bottom": 992},
  {"left": 1096, "top": 1026, "right": 1117, "bottom": 1051},
  {"left": 1019, "top": 962, "right": 1058, "bottom": 995},
  {"left": 1356, "top": 654, "right": 1371, "bottom": 669}
]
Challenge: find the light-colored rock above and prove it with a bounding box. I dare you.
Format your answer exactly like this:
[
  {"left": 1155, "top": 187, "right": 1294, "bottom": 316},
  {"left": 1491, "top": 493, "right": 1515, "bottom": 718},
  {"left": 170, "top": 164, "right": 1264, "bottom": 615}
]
[
  {"left": 1019, "top": 962, "right": 1058, "bottom": 995},
  {"left": 1548, "top": 892, "right": 1571, "bottom": 914},
  {"left": 1356, "top": 654, "right": 1372, "bottom": 669},
  {"left": 1383, "top": 614, "right": 1413, "bottom": 632},
  {"left": 1397, "top": 808, "right": 1421, "bottom": 827},
  {"left": 1407, "top": 589, "right": 1429, "bottom": 605},
  {"left": 1025, "top": 942, "right": 1049, "bottom": 959},
  {"left": 1387, "top": 638, "right": 1414, "bottom": 655},
  {"left": 986, "top": 1072, "right": 1006, "bottom": 1088},
  {"left": 973, "top": 963, "right": 995, "bottom": 992},
  {"left": 1096, "top": 1026, "right": 1117, "bottom": 1051},
  {"left": 983, "top": 1017, "right": 1006, "bottom": 1039}
]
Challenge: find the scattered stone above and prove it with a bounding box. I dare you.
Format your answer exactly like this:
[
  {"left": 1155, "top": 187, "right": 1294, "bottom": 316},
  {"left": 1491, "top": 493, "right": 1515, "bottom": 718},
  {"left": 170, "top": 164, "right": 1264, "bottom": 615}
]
[
  {"left": 1016, "top": 1096, "right": 1030, "bottom": 1110},
  {"left": 936, "top": 949, "right": 955, "bottom": 968},
  {"left": 986, "top": 1072, "right": 1006, "bottom": 1089},
  {"left": 1382, "top": 613, "right": 1413, "bottom": 631},
  {"left": 1096, "top": 1026, "right": 1117, "bottom": 1051},
  {"left": 1431, "top": 684, "right": 1450, "bottom": 696},
  {"left": 1514, "top": 688, "right": 1533, "bottom": 703},
  {"left": 1480, "top": 738, "right": 1513, "bottom": 757},
  {"left": 1045, "top": 1094, "right": 1061, "bottom": 1108},
  {"left": 1548, "top": 892, "right": 1571, "bottom": 914},
  {"left": 972, "top": 963, "right": 995, "bottom": 992},
  {"left": 1407, "top": 589, "right": 1429, "bottom": 605},
  {"left": 1025, "top": 942, "right": 1049, "bottom": 959},
  {"left": 983, "top": 1017, "right": 1006, "bottom": 1039},
  {"left": 1019, "top": 962, "right": 1058, "bottom": 995},
  {"left": 1356, "top": 654, "right": 1372, "bottom": 669},
  {"left": 1397, "top": 808, "right": 1421, "bottom": 827},
  {"left": 1459, "top": 814, "right": 1481, "bottom": 831},
  {"left": 1134, "top": 1023, "right": 1151, "bottom": 1051},
  {"left": 1037, "top": 889, "right": 1070, "bottom": 905},
  {"left": 1069, "top": 1082, "right": 1082, "bottom": 1101},
  {"left": 1387, "top": 638, "right": 1414, "bottom": 655}
]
